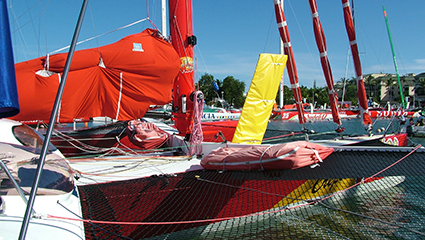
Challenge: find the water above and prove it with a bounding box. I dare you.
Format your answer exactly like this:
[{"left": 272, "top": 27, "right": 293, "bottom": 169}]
[
  {"left": 264, "top": 117, "right": 425, "bottom": 146},
  {"left": 255, "top": 117, "right": 425, "bottom": 239}
]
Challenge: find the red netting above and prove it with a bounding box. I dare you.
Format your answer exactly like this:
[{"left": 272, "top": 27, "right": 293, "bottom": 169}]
[{"left": 79, "top": 148, "right": 425, "bottom": 239}]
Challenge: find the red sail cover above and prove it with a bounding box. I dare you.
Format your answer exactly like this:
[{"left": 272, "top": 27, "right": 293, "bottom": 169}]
[
  {"left": 308, "top": 0, "right": 341, "bottom": 127},
  {"left": 10, "top": 29, "right": 180, "bottom": 123},
  {"left": 273, "top": 0, "right": 306, "bottom": 125},
  {"left": 169, "top": 0, "right": 196, "bottom": 136},
  {"left": 341, "top": 0, "right": 372, "bottom": 126}
]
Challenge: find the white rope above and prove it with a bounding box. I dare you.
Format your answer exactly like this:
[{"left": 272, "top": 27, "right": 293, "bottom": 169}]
[
  {"left": 56, "top": 73, "right": 62, "bottom": 123},
  {"left": 259, "top": 145, "right": 273, "bottom": 170},
  {"left": 115, "top": 72, "right": 123, "bottom": 120}
]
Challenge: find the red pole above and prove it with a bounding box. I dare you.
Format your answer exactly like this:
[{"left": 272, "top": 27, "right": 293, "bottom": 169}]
[
  {"left": 169, "top": 0, "right": 197, "bottom": 136},
  {"left": 273, "top": 0, "right": 306, "bottom": 126},
  {"left": 308, "top": 0, "right": 342, "bottom": 128},
  {"left": 341, "top": 0, "right": 372, "bottom": 126}
]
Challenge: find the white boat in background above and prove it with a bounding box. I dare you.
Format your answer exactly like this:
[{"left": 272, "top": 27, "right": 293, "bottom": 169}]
[{"left": 201, "top": 106, "right": 240, "bottom": 121}]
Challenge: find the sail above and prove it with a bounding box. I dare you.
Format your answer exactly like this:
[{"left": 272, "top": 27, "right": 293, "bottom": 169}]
[
  {"left": 0, "top": 0, "right": 20, "bottom": 118},
  {"left": 169, "top": 0, "right": 197, "bottom": 136},
  {"left": 308, "top": 0, "right": 342, "bottom": 128},
  {"left": 341, "top": 0, "right": 372, "bottom": 126},
  {"left": 10, "top": 29, "right": 180, "bottom": 123},
  {"left": 273, "top": 0, "right": 306, "bottom": 125},
  {"left": 232, "top": 54, "right": 288, "bottom": 144}
]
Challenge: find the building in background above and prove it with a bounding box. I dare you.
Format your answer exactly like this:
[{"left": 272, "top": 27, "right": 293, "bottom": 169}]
[{"left": 336, "top": 72, "right": 425, "bottom": 108}]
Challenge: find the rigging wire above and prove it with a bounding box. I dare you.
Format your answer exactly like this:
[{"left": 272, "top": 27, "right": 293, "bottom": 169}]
[
  {"left": 262, "top": 14, "right": 274, "bottom": 53},
  {"left": 8, "top": 0, "right": 42, "bottom": 25},
  {"left": 49, "top": 17, "right": 150, "bottom": 54},
  {"left": 286, "top": 0, "right": 321, "bottom": 82},
  {"left": 8, "top": 3, "right": 30, "bottom": 60},
  {"left": 9, "top": 0, "right": 48, "bottom": 35},
  {"left": 88, "top": 4, "right": 100, "bottom": 53}
]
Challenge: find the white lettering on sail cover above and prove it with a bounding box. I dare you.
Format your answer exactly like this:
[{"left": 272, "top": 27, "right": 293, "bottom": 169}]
[{"left": 132, "top": 43, "right": 144, "bottom": 52}]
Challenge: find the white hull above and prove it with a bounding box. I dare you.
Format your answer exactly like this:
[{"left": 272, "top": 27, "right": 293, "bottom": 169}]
[{"left": 1, "top": 192, "right": 84, "bottom": 240}]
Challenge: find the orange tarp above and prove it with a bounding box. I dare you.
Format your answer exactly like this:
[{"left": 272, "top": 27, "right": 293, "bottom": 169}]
[{"left": 10, "top": 29, "right": 180, "bottom": 123}]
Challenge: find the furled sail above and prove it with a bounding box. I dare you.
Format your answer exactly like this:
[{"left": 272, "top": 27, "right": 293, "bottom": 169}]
[
  {"left": 341, "top": 0, "right": 372, "bottom": 127},
  {"left": 308, "top": 0, "right": 342, "bottom": 129},
  {"left": 273, "top": 0, "right": 307, "bottom": 126},
  {"left": 169, "top": 0, "right": 197, "bottom": 136},
  {"left": 10, "top": 29, "right": 180, "bottom": 123},
  {"left": 0, "top": 0, "right": 20, "bottom": 118}
]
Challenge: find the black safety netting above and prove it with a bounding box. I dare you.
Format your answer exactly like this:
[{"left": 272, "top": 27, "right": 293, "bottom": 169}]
[{"left": 78, "top": 147, "right": 425, "bottom": 239}]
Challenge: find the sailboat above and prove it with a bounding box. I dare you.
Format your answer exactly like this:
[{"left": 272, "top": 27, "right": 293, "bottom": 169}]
[{"left": 1, "top": 0, "right": 424, "bottom": 239}]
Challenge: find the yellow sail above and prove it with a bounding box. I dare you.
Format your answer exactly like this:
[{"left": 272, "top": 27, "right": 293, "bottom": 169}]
[{"left": 232, "top": 53, "right": 288, "bottom": 144}]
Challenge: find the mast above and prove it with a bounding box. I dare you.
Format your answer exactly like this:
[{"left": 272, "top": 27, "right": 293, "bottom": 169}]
[
  {"left": 273, "top": 0, "right": 308, "bottom": 136},
  {"left": 161, "top": 0, "right": 167, "bottom": 36},
  {"left": 382, "top": 5, "right": 405, "bottom": 109},
  {"left": 341, "top": 0, "right": 372, "bottom": 129},
  {"left": 278, "top": 0, "right": 284, "bottom": 108},
  {"left": 169, "top": 0, "right": 197, "bottom": 137},
  {"left": 307, "top": 0, "right": 342, "bottom": 131}
]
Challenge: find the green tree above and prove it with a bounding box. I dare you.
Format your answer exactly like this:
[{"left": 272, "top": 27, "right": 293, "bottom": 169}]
[
  {"left": 314, "top": 86, "right": 330, "bottom": 107},
  {"left": 221, "top": 76, "right": 246, "bottom": 108},
  {"left": 299, "top": 85, "right": 310, "bottom": 103},
  {"left": 340, "top": 77, "right": 358, "bottom": 105},
  {"left": 416, "top": 78, "right": 425, "bottom": 95},
  {"left": 283, "top": 85, "right": 294, "bottom": 104},
  {"left": 274, "top": 85, "right": 295, "bottom": 105},
  {"left": 198, "top": 73, "right": 220, "bottom": 104}
]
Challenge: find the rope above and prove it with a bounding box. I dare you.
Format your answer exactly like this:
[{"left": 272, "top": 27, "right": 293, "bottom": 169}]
[
  {"left": 48, "top": 121, "right": 179, "bottom": 157},
  {"left": 70, "top": 155, "right": 192, "bottom": 177},
  {"left": 189, "top": 91, "right": 204, "bottom": 155},
  {"left": 115, "top": 72, "right": 123, "bottom": 120}
]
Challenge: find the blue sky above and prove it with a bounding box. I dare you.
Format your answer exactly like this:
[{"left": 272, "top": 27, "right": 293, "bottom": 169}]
[{"left": 7, "top": 0, "right": 425, "bottom": 91}]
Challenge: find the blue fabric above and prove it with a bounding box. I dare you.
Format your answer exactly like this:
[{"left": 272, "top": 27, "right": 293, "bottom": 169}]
[
  {"left": 0, "top": 0, "right": 20, "bottom": 118},
  {"left": 212, "top": 81, "right": 219, "bottom": 91}
]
